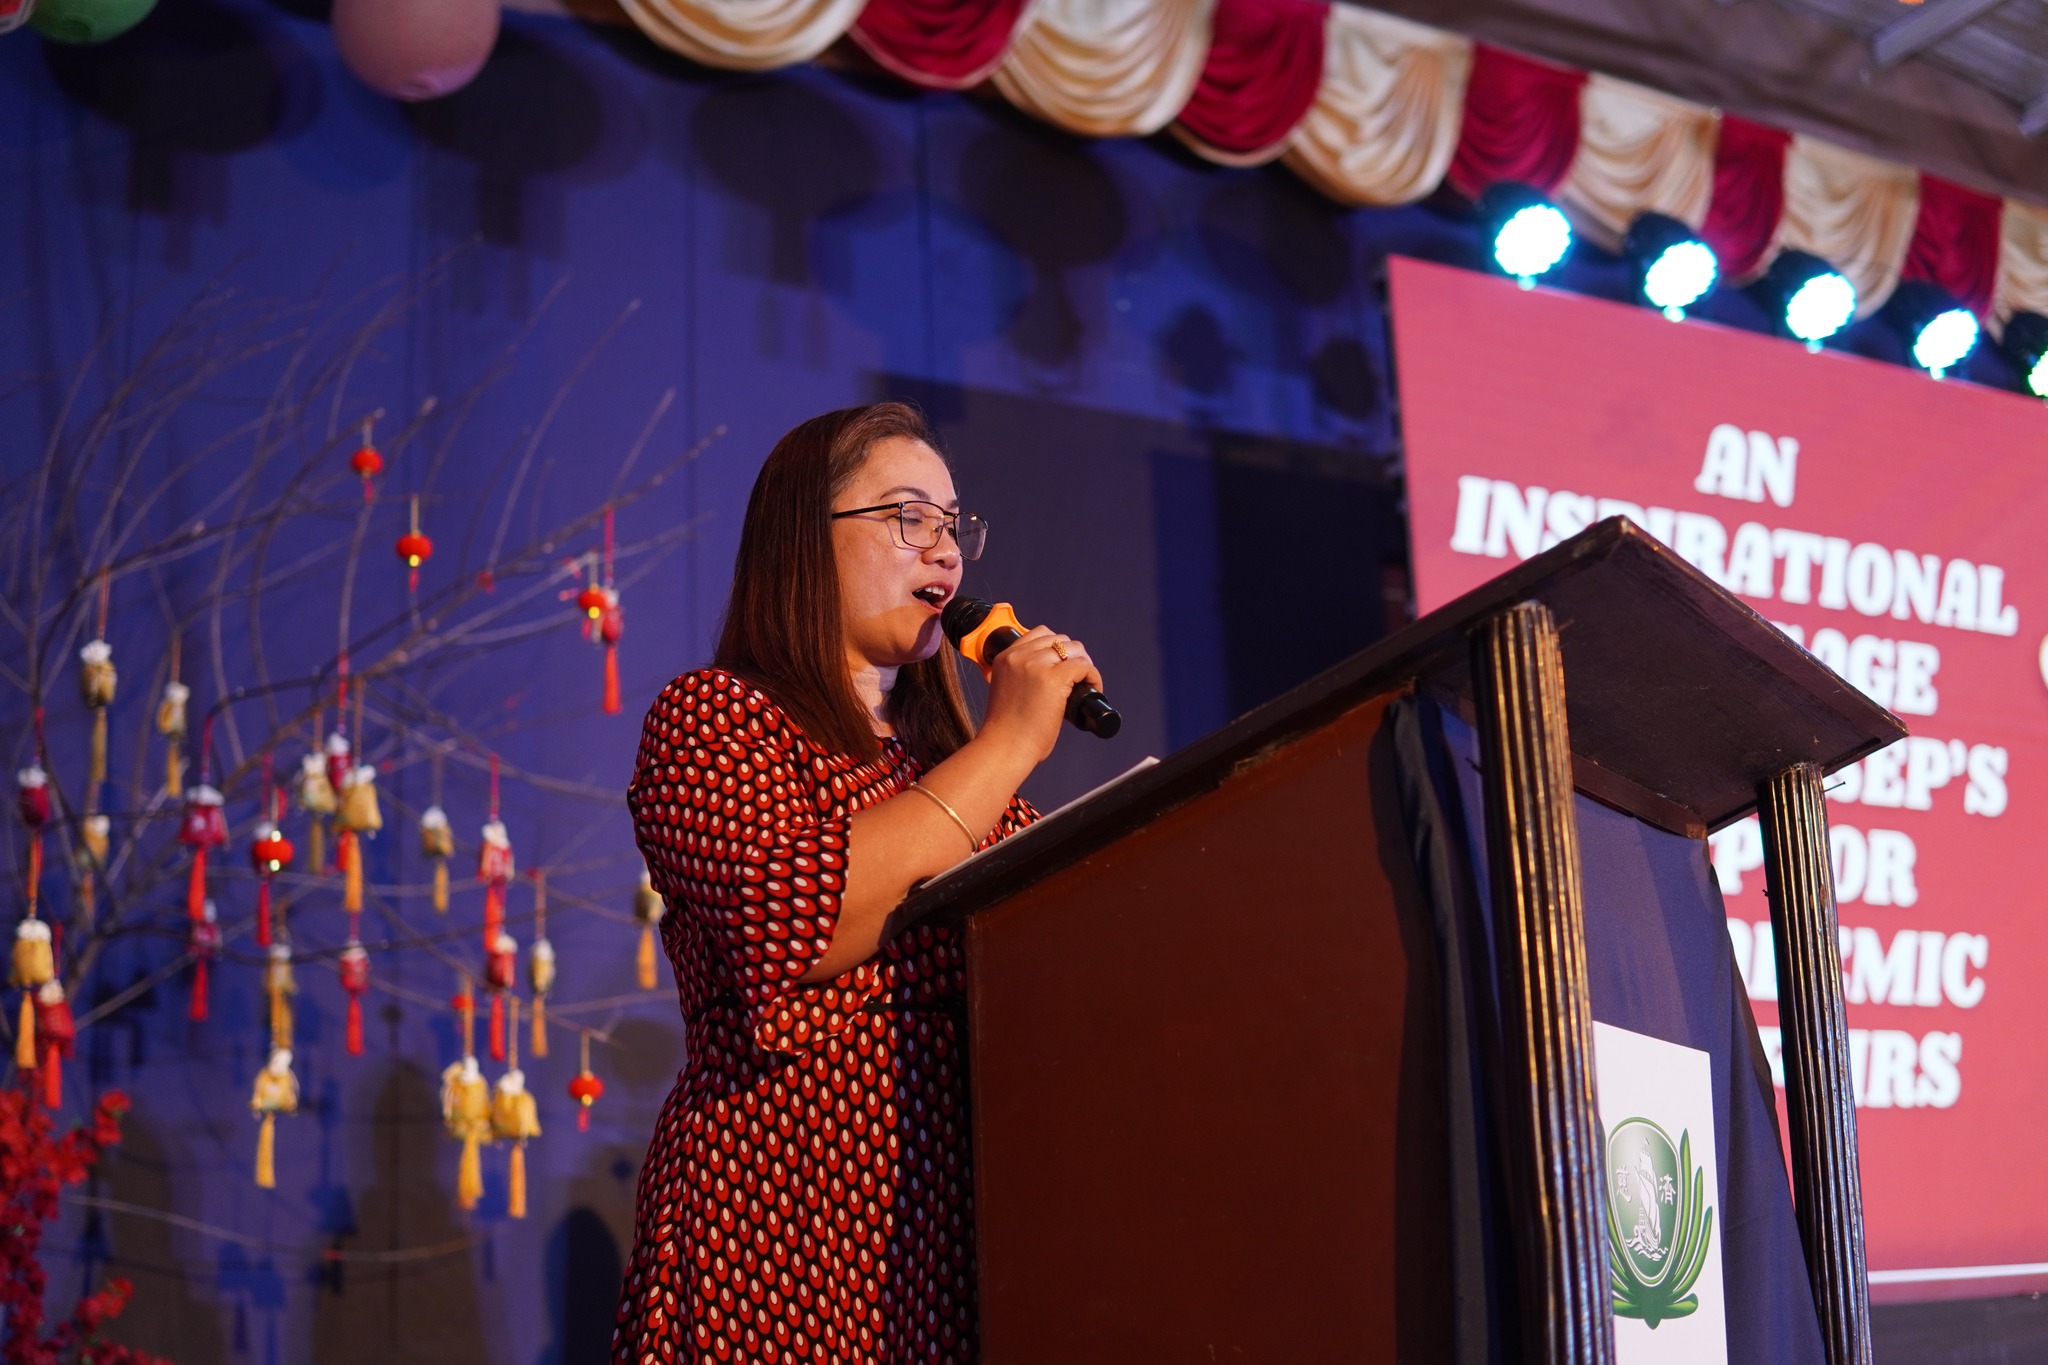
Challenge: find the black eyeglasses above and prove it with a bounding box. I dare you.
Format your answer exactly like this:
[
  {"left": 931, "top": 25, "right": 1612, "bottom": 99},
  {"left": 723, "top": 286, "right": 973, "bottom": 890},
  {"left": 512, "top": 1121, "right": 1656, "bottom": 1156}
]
[{"left": 831, "top": 501, "right": 988, "bottom": 561}]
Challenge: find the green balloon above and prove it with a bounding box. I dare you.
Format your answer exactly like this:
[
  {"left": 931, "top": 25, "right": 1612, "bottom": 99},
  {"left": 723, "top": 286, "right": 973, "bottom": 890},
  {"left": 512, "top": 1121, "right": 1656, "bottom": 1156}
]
[{"left": 29, "top": 0, "right": 159, "bottom": 44}]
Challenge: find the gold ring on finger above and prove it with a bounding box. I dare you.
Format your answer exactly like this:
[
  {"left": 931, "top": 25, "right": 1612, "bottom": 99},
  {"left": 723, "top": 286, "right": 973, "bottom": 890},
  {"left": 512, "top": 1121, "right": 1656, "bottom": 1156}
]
[{"left": 1052, "top": 638, "right": 1070, "bottom": 661}]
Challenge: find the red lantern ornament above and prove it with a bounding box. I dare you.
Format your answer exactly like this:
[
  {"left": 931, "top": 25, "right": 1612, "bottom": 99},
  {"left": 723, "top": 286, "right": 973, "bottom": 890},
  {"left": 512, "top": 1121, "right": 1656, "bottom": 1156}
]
[
  {"left": 478, "top": 818, "right": 513, "bottom": 952},
  {"left": 349, "top": 421, "right": 382, "bottom": 502},
  {"left": 484, "top": 931, "right": 516, "bottom": 1063},
  {"left": 189, "top": 900, "right": 222, "bottom": 1022},
  {"left": 179, "top": 784, "right": 227, "bottom": 921},
  {"left": 396, "top": 495, "right": 434, "bottom": 594},
  {"left": 34, "top": 980, "right": 74, "bottom": 1110},
  {"left": 567, "top": 1032, "right": 604, "bottom": 1133},
  {"left": 249, "top": 821, "right": 293, "bottom": 949},
  {"left": 339, "top": 939, "right": 370, "bottom": 1057}
]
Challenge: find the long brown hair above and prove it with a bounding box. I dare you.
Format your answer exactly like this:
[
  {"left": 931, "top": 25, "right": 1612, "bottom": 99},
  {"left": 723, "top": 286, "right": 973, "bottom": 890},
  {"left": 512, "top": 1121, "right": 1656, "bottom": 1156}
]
[{"left": 713, "top": 402, "right": 975, "bottom": 766}]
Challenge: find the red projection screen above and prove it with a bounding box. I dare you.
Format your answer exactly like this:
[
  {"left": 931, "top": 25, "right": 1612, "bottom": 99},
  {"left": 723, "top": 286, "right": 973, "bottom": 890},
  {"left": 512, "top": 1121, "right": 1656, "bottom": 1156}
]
[{"left": 1390, "top": 256, "right": 2048, "bottom": 1302}]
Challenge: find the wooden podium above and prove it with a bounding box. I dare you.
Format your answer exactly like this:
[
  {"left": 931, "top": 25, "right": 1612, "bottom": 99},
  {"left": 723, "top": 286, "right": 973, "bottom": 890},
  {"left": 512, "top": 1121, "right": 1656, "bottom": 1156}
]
[{"left": 893, "top": 518, "right": 1902, "bottom": 1365}]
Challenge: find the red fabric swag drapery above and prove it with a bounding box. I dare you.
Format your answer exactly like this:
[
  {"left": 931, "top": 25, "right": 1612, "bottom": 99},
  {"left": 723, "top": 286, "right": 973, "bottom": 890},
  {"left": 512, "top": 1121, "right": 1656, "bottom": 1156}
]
[
  {"left": 851, "top": 0, "right": 1033, "bottom": 90},
  {"left": 1447, "top": 44, "right": 1586, "bottom": 199},
  {"left": 1176, "top": 0, "right": 1329, "bottom": 161},
  {"left": 1698, "top": 114, "right": 1790, "bottom": 281},
  {"left": 1900, "top": 175, "right": 2003, "bottom": 317}
]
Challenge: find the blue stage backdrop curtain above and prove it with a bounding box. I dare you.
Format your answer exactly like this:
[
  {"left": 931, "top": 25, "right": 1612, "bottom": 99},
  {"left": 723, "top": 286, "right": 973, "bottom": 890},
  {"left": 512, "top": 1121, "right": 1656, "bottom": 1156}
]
[{"left": 1390, "top": 694, "right": 1828, "bottom": 1365}]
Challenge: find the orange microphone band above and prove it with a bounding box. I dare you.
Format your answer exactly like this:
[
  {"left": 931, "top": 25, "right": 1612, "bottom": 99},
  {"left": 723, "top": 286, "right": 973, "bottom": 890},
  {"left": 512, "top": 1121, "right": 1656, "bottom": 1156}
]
[{"left": 953, "top": 600, "right": 1024, "bottom": 678}]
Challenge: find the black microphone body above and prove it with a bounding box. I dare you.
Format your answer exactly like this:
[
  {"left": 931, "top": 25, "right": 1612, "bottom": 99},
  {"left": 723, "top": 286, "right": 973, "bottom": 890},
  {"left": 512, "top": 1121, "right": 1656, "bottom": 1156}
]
[{"left": 941, "top": 596, "right": 1122, "bottom": 739}]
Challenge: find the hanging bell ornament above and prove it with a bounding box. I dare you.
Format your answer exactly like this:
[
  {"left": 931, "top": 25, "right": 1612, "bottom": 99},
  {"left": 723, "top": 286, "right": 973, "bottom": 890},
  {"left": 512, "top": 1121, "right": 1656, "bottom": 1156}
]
[
  {"left": 528, "top": 937, "right": 554, "bottom": 1059},
  {"left": 420, "top": 806, "right": 453, "bottom": 912},
  {"left": 188, "top": 899, "right": 222, "bottom": 1022},
  {"left": 249, "top": 822, "right": 293, "bottom": 948},
  {"left": 34, "top": 980, "right": 74, "bottom": 1111},
  {"left": 477, "top": 820, "right": 513, "bottom": 952},
  {"left": 484, "top": 931, "right": 516, "bottom": 1063},
  {"left": 74, "top": 813, "right": 109, "bottom": 924},
  {"left": 338, "top": 764, "right": 383, "bottom": 915},
  {"left": 12, "top": 918, "right": 54, "bottom": 1070},
  {"left": 634, "top": 869, "right": 664, "bottom": 992},
  {"left": 297, "top": 751, "right": 336, "bottom": 875},
  {"left": 17, "top": 763, "right": 49, "bottom": 829},
  {"left": 441, "top": 1054, "right": 493, "bottom": 1211},
  {"left": 78, "top": 639, "right": 115, "bottom": 795},
  {"left": 491, "top": 1064, "right": 542, "bottom": 1219},
  {"left": 157, "top": 679, "right": 189, "bottom": 797},
  {"left": 18, "top": 764, "right": 49, "bottom": 915},
  {"left": 250, "top": 1047, "right": 299, "bottom": 1189},
  {"left": 265, "top": 938, "right": 297, "bottom": 1050},
  {"left": 339, "top": 939, "right": 370, "bottom": 1057},
  {"left": 178, "top": 784, "right": 227, "bottom": 921},
  {"left": 567, "top": 1035, "right": 605, "bottom": 1134},
  {"left": 396, "top": 496, "right": 434, "bottom": 594}
]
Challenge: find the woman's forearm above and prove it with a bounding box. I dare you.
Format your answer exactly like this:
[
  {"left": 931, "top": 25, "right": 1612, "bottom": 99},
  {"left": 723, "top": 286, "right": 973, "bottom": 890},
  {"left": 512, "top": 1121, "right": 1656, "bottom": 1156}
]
[{"left": 800, "top": 733, "right": 1036, "bottom": 981}]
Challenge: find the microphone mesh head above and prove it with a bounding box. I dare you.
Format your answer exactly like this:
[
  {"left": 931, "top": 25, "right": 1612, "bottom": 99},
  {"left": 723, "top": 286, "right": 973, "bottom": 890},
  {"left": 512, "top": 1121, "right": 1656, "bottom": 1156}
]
[{"left": 940, "top": 595, "right": 991, "bottom": 649}]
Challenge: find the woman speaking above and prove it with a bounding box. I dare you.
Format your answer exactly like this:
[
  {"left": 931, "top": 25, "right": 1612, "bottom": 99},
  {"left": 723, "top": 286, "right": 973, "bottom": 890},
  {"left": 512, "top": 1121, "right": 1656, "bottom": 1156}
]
[{"left": 610, "top": 402, "right": 1102, "bottom": 1364}]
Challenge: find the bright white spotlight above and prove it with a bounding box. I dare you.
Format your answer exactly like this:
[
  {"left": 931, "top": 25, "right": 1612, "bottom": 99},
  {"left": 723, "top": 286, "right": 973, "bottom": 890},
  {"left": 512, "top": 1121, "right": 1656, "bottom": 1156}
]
[
  {"left": 1625, "top": 214, "right": 1719, "bottom": 320},
  {"left": 1911, "top": 308, "right": 1978, "bottom": 377},
  {"left": 1493, "top": 204, "right": 1572, "bottom": 287},
  {"left": 1643, "top": 241, "right": 1718, "bottom": 320},
  {"left": 1479, "top": 185, "right": 1572, "bottom": 288},
  {"left": 1784, "top": 271, "right": 1856, "bottom": 347},
  {"left": 2000, "top": 312, "right": 2048, "bottom": 398}
]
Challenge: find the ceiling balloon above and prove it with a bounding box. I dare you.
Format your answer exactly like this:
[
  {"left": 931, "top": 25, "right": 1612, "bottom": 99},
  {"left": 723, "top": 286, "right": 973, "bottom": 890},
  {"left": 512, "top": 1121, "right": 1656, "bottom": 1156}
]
[
  {"left": 28, "top": 0, "right": 158, "bottom": 45},
  {"left": 331, "top": 0, "right": 499, "bottom": 102}
]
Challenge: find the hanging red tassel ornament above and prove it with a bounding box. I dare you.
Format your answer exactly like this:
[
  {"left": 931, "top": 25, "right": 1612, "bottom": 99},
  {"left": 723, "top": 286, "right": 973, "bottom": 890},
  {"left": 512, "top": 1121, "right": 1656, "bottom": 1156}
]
[
  {"left": 249, "top": 821, "right": 293, "bottom": 949},
  {"left": 396, "top": 496, "right": 434, "bottom": 594},
  {"left": 484, "top": 931, "right": 516, "bottom": 1063},
  {"left": 323, "top": 733, "right": 352, "bottom": 810},
  {"left": 350, "top": 420, "right": 382, "bottom": 503},
  {"left": 633, "top": 869, "right": 664, "bottom": 992},
  {"left": 598, "top": 590, "right": 623, "bottom": 716},
  {"left": 34, "top": 980, "right": 74, "bottom": 1110},
  {"left": 12, "top": 918, "right": 53, "bottom": 1069},
  {"left": 18, "top": 762, "right": 48, "bottom": 914},
  {"left": 568, "top": 1032, "right": 604, "bottom": 1133},
  {"left": 339, "top": 939, "right": 370, "bottom": 1057},
  {"left": 188, "top": 900, "right": 221, "bottom": 1022},
  {"left": 178, "top": 784, "right": 227, "bottom": 920},
  {"left": 251, "top": 1047, "right": 299, "bottom": 1189},
  {"left": 478, "top": 819, "right": 513, "bottom": 952}
]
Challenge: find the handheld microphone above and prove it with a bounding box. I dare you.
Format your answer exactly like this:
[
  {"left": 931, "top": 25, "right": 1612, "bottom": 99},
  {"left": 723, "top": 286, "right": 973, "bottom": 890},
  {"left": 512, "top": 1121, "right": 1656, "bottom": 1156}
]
[{"left": 941, "top": 595, "right": 1122, "bottom": 739}]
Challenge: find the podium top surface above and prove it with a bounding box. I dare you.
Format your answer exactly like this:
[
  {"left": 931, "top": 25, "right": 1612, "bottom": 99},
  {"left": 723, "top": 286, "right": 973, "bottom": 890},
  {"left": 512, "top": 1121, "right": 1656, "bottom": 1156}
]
[{"left": 896, "top": 517, "right": 1904, "bottom": 929}]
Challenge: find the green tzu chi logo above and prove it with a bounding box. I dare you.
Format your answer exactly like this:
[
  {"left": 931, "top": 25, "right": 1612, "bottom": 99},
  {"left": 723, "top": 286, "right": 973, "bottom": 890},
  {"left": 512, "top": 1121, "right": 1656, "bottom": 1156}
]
[{"left": 1605, "top": 1118, "right": 1716, "bottom": 1327}]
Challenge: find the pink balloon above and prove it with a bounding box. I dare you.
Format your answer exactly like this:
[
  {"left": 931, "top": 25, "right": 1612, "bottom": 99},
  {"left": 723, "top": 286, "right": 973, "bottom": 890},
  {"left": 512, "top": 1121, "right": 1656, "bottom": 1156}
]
[{"left": 332, "top": 0, "right": 499, "bottom": 102}]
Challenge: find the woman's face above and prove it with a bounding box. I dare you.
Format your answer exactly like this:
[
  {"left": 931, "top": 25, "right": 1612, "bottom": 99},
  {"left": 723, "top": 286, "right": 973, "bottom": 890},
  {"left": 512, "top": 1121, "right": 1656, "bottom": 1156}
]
[{"left": 831, "top": 435, "right": 964, "bottom": 670}]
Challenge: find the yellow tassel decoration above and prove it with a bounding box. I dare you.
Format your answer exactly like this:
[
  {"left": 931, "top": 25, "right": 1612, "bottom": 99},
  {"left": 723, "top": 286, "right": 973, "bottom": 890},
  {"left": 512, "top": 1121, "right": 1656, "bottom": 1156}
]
[
  {"left": 341, "top": 831, "right": 361, "bottom": 913},
  {"left": 633, "top": 870, "right": 663, "bottom": 991},
  {"left": 255, "top": 1114, "right": 276, "bottom": 1189},
  {"left": 432, "top": 861, "right": 449, "bottom": 913},
  {"left": 15, "top": 992, "right": 33, "bottom": 1070},
  {"left": 531, "top": 993, "right": 547, "bottom": 1058},
  {"left": 250, "top": 1047, "right": 298, "bottom": 1189},
  {"left": 636, "top": 926, "right": 656, "bottom": 991},
  {"left": 492, "top": 999, "right": 541, "bottom": 1219},
  {"left": 442, "top": 1052, "right": 493, "bottom": 1212},
  {"left": 457, "top": 1134, "right": 483, "bottom": 1210},
  {"left": 508, "top": 1142, "right": 527, "bottom": 1219},
  {"left": 266, "top": 942, "right": 296, "bottom": 1050},
  {"left": 307, "top": 822, "right": 325, "bottom": 880}
]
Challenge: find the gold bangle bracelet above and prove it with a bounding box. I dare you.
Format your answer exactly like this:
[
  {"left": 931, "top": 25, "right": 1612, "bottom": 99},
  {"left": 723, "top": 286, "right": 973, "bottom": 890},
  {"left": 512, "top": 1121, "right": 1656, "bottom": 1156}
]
[{"left": 909, "top": 781, "right": 978, "bottom": 855}]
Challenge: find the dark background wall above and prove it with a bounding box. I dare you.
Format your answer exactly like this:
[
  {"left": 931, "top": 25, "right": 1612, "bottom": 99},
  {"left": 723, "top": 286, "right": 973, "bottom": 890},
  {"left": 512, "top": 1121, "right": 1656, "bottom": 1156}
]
[{"left": 0, "top": 2, "right": 2033, "bottom": 1361}]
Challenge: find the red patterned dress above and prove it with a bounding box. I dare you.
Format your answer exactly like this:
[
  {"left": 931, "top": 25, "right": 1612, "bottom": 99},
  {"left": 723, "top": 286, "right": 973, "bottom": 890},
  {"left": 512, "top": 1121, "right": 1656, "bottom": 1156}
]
[{"left": 612, "top": 669, "right": 1035, "bottom": 1365}]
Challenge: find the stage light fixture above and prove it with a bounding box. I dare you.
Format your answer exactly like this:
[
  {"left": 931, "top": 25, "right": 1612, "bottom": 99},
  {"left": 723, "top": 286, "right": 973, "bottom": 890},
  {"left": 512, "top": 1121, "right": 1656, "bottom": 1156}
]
[
  {"left": 1762, "top": 250, "right": 1856, "bottom": 350},
  {"left": 1624, "top": 213, "right": 1718, "bottom": 320},
  {"left": 1885, "top": 281, "right": 1979, "bottom": 380},
  {"left": 2001, "top": 312, "right": 2048, "bottom": 399},
  {"left": 1479, "top": 184, "right": 1572, "bottom": 288}
]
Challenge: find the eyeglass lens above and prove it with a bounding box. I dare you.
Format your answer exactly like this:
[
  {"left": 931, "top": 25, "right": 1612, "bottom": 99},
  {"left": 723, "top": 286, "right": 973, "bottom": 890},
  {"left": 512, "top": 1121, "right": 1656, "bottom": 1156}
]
[{"left": 898, "top": 504, "right": 987, "bottom": 561}]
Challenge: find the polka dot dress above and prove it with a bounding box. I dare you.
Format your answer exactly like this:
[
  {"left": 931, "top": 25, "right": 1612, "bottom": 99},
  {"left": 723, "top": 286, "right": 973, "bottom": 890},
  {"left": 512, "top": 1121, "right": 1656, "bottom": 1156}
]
[{"left": 612, "top": 670, "right": 1035, "bottom": 1365}]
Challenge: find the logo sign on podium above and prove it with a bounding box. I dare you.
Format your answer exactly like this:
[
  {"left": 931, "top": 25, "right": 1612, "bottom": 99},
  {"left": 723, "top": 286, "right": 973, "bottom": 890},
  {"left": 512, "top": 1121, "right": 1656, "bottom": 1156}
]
[{"left": 1594, "top": 1022, "right": 1727, "bottom": 1364}]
